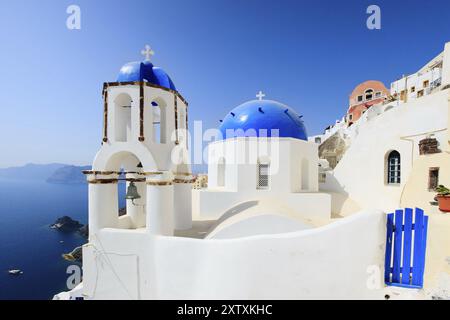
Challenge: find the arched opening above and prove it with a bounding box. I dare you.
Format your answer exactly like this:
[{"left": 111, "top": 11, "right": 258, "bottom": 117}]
[
  {"left": 257, "top": 159, "right": 270, "bottom": 190},
  {"left": 386, "top": 150, "right": 401, "bottom": 184},
  {"left": 217, "top": 157, "right": 226, "bottom": 187},
  {"left": 104, "top": 151, "right": 148, "bottom": 229},
  {"left": 151, "top": 100, "right": 167, "bottom": 144},
  {"left": 114, "top": 93, "right": 132, "bottom": 142},
  {"left": 365, "top": 89, "right": 374, "bottom": 101},
  {"left": 301, "top": 158, "right": 310, "bottom": 190}
]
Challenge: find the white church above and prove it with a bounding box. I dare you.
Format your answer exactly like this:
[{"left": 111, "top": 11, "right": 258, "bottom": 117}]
[{"left": 55, "top": 42, "right": 450, "bottom": 300}]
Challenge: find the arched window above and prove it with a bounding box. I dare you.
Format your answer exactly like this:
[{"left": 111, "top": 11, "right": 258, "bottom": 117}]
[
  {"left": 114, "top": 93, "right": 132, "bottom": 142},
  {"left": 217, "top": 157, "right": 226, "bottom": 187},
  {"left": 257, "top": 160, "right": 270, "bottom": 190},
  {"left": 151, "top": 100, "right": 166, "bottom": 143},
  {"left": 365, "top": 89, "right": 374, "bottom": 101},
  {"left": 387, "top": 150, "right": 401, "bottom": 184}
]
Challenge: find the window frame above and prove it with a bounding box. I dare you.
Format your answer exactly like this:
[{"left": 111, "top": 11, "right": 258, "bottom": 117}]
[
  {"left": 386, "top": 150, "right": 401, "bottom": 185},
  {"left": 257, "top": 162, "right": 270, "bottom": 190},
  {"left": 428, "top": 167, "right": 439, "bottom": 191}
]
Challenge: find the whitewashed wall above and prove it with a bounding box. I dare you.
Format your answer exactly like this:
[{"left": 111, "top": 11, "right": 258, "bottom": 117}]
[
  {"left": 81, "top": 209, "right": 386, "bottom": 300},
  {"left": 195, "top": 137, "right": 329, "bottom": 220}
]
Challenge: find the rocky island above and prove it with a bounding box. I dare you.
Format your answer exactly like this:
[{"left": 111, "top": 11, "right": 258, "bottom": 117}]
[{"left": 50, "top": 216, "right": 84, "bottom": 233}]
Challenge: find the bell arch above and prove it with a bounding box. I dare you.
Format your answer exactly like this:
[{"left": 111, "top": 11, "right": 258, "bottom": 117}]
[
  {"left": 89, "top": 148, "right": 159, "bottom": 232},
  {"left": 114, "top": 93, "right": 133, "bottom": 142},
  {"left": 150, "top": 96, "right": 168, "bottom": 144}
]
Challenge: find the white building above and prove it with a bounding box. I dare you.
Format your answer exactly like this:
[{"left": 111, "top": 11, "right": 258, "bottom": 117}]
[
  {"left": 194, "top": 99, "right": 331, "bottom": 225},
  {"left": 391, "top": 51, "right": 445, "bottom": 103},
  {"left": 54, "top": 43, "right": 450, "bottom": 300}
]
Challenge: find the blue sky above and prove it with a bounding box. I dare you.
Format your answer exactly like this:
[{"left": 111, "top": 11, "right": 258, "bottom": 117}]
[{"left": 0, "top": 0, "right": 449, "bottom": 167}]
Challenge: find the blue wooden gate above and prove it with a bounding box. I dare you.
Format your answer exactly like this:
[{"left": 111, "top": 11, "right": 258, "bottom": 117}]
[{"left": 385, "top": 208, "right": 429, "bottom": 288}]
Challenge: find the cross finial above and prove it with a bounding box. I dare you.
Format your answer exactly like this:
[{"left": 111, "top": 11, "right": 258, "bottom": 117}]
[
  {"left": 256, "top": 91, "right": 266, "bottom": 101},
  {"left": 141, "top": 45, "right": 154, "bottom": 61}
]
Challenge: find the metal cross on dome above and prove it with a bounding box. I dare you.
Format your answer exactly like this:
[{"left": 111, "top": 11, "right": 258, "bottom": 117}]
[
  {"left": 141, "top": 45, "right": 154, "bottom": 61},
  {"left": 256, "top": 91, "right": 266, "bottom": 101}
]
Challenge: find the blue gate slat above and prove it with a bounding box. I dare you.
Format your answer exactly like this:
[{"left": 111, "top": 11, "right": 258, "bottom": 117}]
[
  {"left": 401, "top": 208, "right": 413, "bottom": 285},
  {"left": 384, "top": 213, "right": 394, "bottom": 283},
  {"left": 412, "top": 208, "right": 424, "bottom": 286},
  {"left": 418, "top": 216, "right": 429, "bottom": 287},
  {"left": 392, "top": 209, "right": 404, "bottom": 283}
]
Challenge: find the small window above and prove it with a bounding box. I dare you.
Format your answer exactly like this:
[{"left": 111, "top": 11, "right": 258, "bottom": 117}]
[
  {"left": 428, "top": 167, "right": 439, "bottom": 191},
  {"left": 387, "top": 150, "right": 401, "bottom": 184},
  {"left": 315, "top": 137, "right": 322, "bottom": 144},
  {"left": 423, "top": 80, "right": 429, "bottom": 88},
  {"left": 365, "top": 89, "right": 374, "bottom": 101},
  {"left": 400, "top": 90, "right": 407, "bottom": 101},
  {"left": 417, "top": 90, "right": 424, "bottom": 98},
  {"left": 411, "top": 86, "right": 415, "bottom": 93},
  {"left": 257, "top": 163, "right": 270, "bottom": 189},
  {"left": 217, "top": 158, "right": 226, "bottom": 187},
  {"left": 349, "top": 114, "right": 353, "bottom": 120},
  {"left": 357, "top": 95, "right": 363, "bottom": 102},
  {"left": 319, "top": 173, "right": 326, "bottom": 183},
  {"left": 375, "top": 91, "right": 382, "bottom": 97}
]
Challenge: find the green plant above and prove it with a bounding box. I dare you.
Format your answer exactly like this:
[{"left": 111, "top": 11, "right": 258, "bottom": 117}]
[{"left": 436, "top": 185, "right": 450, "bottom": 196}]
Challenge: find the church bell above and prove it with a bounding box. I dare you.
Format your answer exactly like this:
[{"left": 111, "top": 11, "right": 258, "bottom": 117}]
[{"left": 125, "top": 182, "right": 141, "bottom": 203}]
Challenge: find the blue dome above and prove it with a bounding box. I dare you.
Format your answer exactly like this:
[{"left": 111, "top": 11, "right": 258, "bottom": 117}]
[
  {"left": 117, "top": 60, "right": 176, "bottom": 91},
  {"left": 219, "top": 100, "right": 307, "bottom": 140}
]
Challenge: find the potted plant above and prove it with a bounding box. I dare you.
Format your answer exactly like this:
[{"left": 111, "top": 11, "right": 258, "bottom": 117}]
[{"left": 436, "top": 185, "right": 450, "bottom": 212}]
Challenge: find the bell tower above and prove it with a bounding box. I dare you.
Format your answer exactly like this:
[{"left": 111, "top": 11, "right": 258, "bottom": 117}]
[{"left": 84, "top": 45, "right": 193, "bottom": 237}]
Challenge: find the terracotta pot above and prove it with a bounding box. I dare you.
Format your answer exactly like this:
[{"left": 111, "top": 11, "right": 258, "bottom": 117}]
[{"left": 437, "top": 195, "right": 450, "bottom": 212}]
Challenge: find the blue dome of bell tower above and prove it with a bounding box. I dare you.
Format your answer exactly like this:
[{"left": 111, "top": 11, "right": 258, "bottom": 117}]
[{"left": 117, "top": 60, "right": 176, "bottom": 91}]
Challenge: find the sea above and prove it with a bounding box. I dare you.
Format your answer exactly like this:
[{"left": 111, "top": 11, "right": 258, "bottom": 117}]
[{"left": 0, "top": 177, "right": 125, "bottom": 300}]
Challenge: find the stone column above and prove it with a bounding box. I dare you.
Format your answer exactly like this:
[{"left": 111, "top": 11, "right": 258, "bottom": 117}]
[
  {"left": 145, "top": 171, "right": 174, "bottom": 235},
  {"left": 173, "top": 174, "right": 194, "bottom": 230},
  {"left": 85, "top": 172, "right": 119, "bottom": 239}
]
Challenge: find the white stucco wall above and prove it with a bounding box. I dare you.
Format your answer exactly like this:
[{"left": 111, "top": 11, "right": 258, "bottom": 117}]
[
  {"left": 207, "top": 138, "right": 318, "bottom": 192},
  {"left": 206, "top": 214, "right": 313, "bottom": 239},
  {"left": 195, "top": 137, "right": 329, "bottom": 220},
  {"left": 193, "top": 191, "right": 331, "bottom": 220},
  {"left": 81, "top": 209, "right": 386, "bottom": 300}
]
